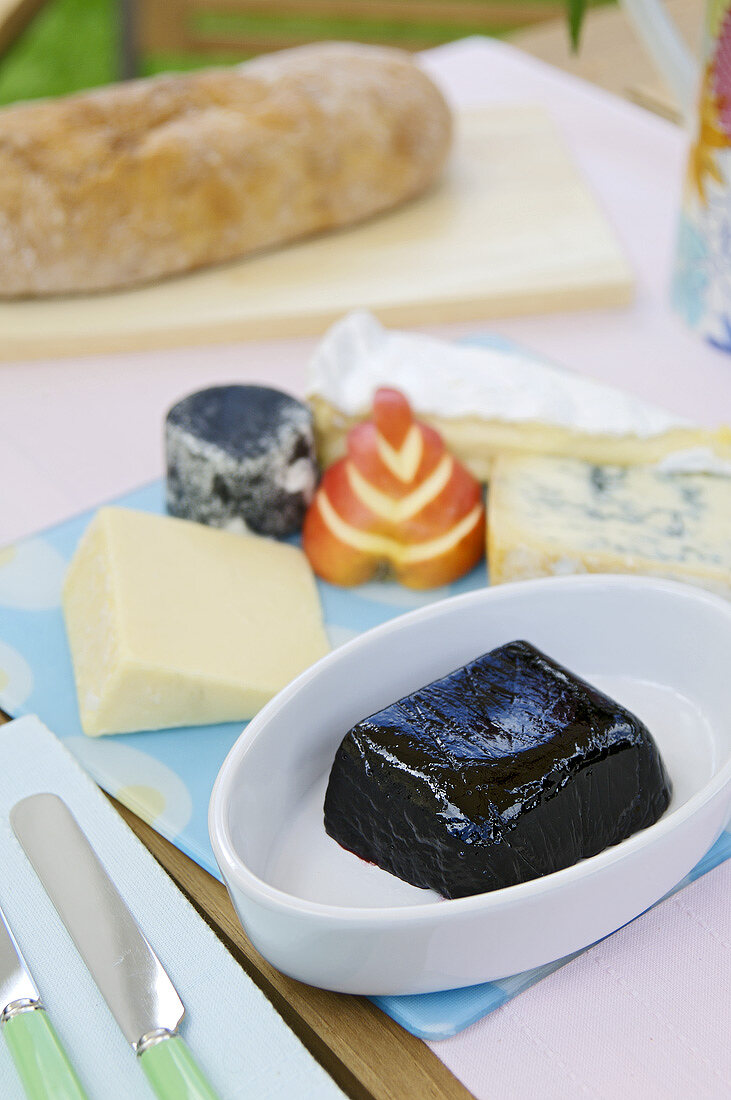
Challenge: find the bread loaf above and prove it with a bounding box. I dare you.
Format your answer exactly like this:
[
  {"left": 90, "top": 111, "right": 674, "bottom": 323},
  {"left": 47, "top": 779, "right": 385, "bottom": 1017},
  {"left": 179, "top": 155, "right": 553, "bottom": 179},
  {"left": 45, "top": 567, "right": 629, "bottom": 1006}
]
[{"left": 0, "top": 43, "right": 452, "bottom": 297}]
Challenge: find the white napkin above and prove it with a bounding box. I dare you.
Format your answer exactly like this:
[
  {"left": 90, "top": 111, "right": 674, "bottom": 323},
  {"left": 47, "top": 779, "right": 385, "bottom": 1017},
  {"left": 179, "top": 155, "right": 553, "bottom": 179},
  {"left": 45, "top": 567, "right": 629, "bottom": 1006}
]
[{"left": 0, "top": 715, "right": 345, "bottom": 1100}]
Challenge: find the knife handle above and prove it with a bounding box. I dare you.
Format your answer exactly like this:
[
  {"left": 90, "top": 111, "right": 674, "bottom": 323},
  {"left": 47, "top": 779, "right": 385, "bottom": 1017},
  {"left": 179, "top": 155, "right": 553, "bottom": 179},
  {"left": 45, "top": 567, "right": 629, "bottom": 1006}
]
[
  {"left": 3, "top": 1007, "right": 88, "bottom": 1100},
  {"left": 139, "top": 1035, "right": 219, "bottom": 1100}
]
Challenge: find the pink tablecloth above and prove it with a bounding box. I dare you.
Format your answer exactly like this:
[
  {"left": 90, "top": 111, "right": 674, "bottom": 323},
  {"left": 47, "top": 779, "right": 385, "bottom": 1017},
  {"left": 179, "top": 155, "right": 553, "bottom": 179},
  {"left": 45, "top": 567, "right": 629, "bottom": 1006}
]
[{"left": 1, "top": 36, "right": 729, "bottom": 1099}]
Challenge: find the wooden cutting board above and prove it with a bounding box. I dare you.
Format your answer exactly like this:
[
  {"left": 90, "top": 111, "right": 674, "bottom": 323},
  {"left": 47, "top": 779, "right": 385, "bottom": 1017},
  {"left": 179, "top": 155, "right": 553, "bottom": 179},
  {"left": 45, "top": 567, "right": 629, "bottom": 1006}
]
[{"left": 0, "top": 105, "right": 633, "bottom": 361}]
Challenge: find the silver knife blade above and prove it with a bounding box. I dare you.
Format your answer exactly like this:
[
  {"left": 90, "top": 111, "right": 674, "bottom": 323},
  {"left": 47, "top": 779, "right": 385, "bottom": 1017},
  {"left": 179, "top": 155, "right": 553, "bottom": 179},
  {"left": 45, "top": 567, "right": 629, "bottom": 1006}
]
[
  {"left": 0, "top": 906, "right": 40, "bottom": 1019},
  {"left": 11, "top": 793, "right": 184, "bottom": 1051}
]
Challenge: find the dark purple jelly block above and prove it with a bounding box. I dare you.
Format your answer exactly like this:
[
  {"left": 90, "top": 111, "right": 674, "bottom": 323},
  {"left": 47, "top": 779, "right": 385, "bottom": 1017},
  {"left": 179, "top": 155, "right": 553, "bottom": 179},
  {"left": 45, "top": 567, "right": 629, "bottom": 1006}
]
[{"left": 324, "top": 641, "right": 672, "bottom": 899}]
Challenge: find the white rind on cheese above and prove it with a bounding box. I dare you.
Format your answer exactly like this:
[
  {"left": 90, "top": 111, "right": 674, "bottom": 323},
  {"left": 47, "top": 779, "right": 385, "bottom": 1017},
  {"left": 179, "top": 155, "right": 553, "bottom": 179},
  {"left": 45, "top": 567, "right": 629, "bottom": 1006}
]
[
  {"left": 654, "top": 447, "right": 731, "bottom": 477},
  {"left": 307, "top": 311, "right": 689, "bottom": 434},
  {"left": 487, "top": 456, "right": 731, "bottom": 598},
  {"left": 307, "top": 312, "right": 730, "bottom": 476},
  {"left": 63, "top": 507, "right": 329, "bottom": 735}
]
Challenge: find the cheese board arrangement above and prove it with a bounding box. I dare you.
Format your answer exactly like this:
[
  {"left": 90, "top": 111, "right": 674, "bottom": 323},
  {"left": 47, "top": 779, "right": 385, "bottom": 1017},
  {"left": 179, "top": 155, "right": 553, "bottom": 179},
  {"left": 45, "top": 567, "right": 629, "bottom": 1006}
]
[{"left": 1, "top": 319, "right": 731, "bottom": 1039}]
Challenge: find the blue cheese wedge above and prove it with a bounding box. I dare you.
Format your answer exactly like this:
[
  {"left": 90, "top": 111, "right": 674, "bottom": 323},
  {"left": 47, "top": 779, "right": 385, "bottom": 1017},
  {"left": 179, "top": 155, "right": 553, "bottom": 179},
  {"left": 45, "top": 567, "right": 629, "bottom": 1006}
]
[
  {"left": 63, "top": 507, "right": 329, "bottom": 735},
  {"left": 488, "top": 455, "right": 731, "bottom": 597}
]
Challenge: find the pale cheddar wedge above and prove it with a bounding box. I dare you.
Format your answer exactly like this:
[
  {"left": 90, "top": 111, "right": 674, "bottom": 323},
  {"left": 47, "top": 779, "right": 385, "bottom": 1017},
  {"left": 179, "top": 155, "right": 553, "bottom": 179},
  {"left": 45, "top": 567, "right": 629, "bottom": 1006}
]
[{"left": 63, "top": 507, "right": 329, "bottom": 735}]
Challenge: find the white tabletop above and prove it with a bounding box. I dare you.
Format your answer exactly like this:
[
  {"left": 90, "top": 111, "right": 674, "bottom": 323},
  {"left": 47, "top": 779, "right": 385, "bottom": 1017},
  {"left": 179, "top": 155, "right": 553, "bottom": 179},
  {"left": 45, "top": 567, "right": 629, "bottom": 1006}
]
[{"left": 1, "top": 36, "right": 729, "bottom": 1098}]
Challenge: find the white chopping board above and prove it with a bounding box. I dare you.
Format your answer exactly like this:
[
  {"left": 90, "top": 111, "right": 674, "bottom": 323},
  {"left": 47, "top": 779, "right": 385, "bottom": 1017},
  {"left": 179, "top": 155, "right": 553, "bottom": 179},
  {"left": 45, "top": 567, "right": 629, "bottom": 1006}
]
[{"left": 0, "top": 105, "right": 633, "bottom": 360}]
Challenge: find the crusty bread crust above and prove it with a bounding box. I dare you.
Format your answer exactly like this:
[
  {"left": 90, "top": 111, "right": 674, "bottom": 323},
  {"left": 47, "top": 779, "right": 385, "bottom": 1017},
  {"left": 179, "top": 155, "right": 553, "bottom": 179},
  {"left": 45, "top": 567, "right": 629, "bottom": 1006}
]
[{"left": 0, "top": 43, "right": 452, "bottom": 297}]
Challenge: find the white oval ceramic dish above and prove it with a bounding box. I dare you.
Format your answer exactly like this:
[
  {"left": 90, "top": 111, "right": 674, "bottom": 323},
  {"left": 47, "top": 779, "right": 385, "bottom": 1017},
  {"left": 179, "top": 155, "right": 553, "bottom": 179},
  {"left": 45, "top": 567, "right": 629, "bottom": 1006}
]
[{"left": 209, "top": 575, "right": 731, "bottom": 995}]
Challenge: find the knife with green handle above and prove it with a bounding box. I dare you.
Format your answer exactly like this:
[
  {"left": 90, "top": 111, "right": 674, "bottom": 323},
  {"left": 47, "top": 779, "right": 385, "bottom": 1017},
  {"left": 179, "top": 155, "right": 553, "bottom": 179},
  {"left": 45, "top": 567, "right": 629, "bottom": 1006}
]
[
  {"left": 0, "top": 902, "right": 88, "bottom": 1100},
  {"left": 11, "top": 793, "right": 219, "bottom": 1100}
]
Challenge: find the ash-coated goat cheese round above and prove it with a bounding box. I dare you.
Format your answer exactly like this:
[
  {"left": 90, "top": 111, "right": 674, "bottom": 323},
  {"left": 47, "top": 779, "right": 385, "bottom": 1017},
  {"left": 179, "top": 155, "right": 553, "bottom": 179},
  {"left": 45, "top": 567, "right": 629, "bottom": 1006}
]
[{"left": 166, "top": 385, "right": 319, "bottom": 537}]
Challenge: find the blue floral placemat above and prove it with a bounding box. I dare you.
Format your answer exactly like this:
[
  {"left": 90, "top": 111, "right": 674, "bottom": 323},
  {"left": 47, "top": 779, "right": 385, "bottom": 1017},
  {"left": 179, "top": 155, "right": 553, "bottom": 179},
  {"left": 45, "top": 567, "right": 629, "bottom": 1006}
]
[{"left": 1, "top": 478, "right": 729, "bottom": 1041}]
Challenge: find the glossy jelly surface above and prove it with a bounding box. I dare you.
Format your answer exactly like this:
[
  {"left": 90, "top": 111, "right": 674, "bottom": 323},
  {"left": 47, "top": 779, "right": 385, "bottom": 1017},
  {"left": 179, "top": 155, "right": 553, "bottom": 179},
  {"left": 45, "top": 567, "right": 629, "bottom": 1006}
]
[{"left": 324, "top": 641, "right": 672, "bottom": 898}]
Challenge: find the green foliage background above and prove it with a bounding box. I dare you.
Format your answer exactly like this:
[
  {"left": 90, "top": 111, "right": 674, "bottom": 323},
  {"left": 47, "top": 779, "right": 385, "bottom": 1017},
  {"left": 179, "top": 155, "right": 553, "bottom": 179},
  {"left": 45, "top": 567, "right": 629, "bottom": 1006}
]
[{"left": 0, "top": 0, "right": 597, "bottom": 108}]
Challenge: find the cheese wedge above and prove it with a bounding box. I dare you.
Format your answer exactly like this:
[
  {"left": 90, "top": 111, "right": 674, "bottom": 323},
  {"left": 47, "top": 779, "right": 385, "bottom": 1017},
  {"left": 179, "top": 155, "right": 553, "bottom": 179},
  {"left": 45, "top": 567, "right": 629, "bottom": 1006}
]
[
  {"left": 63, "top": 507, "right": 329, "bottom": 735},
  {"left": 311, "top": 395, "right": 731, "bottom": 482},
  {"left": 307, "top": 313, "right": 731, "bottom": 480},
  {"left": 488, "top": 455, "right": 731, "bottom": 597}
]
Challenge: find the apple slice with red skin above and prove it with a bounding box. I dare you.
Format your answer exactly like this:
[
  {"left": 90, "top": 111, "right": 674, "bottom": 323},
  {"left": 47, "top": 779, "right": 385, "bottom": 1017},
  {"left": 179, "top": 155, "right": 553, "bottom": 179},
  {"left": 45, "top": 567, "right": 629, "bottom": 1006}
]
[{"left": 302, "top": 388, "right": 485, "bottom": 589}]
